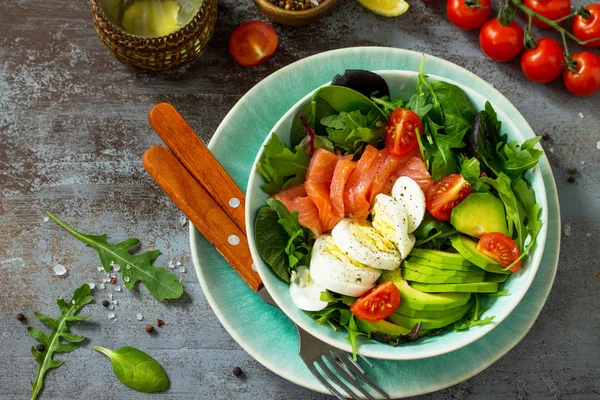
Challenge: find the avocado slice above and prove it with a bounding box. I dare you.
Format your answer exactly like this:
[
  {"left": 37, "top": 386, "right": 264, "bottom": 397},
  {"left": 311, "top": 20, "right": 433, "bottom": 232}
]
[
  {"left": 450, "top": 235, "right": 511, "bottom": 274},
  {"left": 403, "top": 260, "right": 485, "bottom": 278},
  {"left": 355, "top": 318, "right": 412, "bottom": 345},
  {"left": 380, "top": 269, "right": 471, "bottom": 311},
  {"left": 402, "top": 268, "right": 486, "bottom": 284},
  {"left": 485, "top": 272, "right": 510, "bottom": 283},
  {"left": 409, "top": 248, "right": 473, "bottom": 266},
  {"left": 394, "top": 302, "right": 467, "bottom": 319},
  {"left": 388, "top": 301, "right": 473, "bottom": 330},
  {"left": 407, "top": 256, "right": 479, "bottom": 272},
  {"left": 410, "top": 281, "right": 500, "bottom": 293},
  {"left": 450, "top": 193, "right": 509, "bottom": 238}
]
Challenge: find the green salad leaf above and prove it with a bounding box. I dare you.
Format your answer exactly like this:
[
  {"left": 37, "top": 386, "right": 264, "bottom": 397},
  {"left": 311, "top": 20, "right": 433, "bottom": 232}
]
[
  {"left": 94, "top": 346, "right": 169, "bottom": 393},
  {"left": 291, "top": 101, "right": 316, "bottom": 148},
  {"left": 321, "top": 109, "right": 385, "bottom": 155},
  {"left": 311, "top": 304, "right": 365, "bottom": 360},
  {"left": 413, "top": 215, "right": 457, "bottom": 250},
  {"left": 46, "top": 212, "right": 184, "bottom": 301},
  {"left": 500, "top": 137, "right": 543, "bottom": 179},
  {"left": 371, "top": 95, "right": 405, "bottom": 118},
  {"left": 28, "top": 284, "right": 92, "bottom": 400},
  {"left": 256, "top": 134, "right": 310, "bottom": 195},
  {"left": 510, "top": 178, "right": 543, "bottom": 264},
  {"left": 454, "top": 295, "right": 494, "bottom": 331},
  {"left": 430, "top": 80, "right": 477, "bottom": 140},
  {"left": 458, "top": 155, "right": 490, "bottom": 192}
]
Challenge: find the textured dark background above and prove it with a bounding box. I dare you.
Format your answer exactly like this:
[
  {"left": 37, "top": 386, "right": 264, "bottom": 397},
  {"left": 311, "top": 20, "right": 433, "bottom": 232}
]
[{"left": 1, "top": 0, "right": 599, "bottom": 399}]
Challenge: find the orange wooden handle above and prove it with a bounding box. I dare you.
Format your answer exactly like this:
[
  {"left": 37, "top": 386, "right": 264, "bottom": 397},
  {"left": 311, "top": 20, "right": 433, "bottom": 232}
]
[
  {"left": 148, "top": 102, "right": 247, "bottom": 235},
  {"left": 142, "top": 145, "right": 262, "bottom": 292}
]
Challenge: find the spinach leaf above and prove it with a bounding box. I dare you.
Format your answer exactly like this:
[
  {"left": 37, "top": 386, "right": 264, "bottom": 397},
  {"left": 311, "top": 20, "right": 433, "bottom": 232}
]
[
  {"left": 458, "top": 155, "right": 490, "bottom": 192},
  {"left": 407, "top": 94, "right": 434, "bottom": 119},
  {"left": 332, "top": 69, "right": 390, "bottom": 98},
  {"left": 254, "top": 206, "right": 291, "bottom": 282},
  {"left": 321, "top": 109, "right": 385, "bottom": 155},
  {"left": 474, "top": 102, "right": 504, "bottom": 177},
  {"left": 430, "top": 80, "right": 477, "bottom": 140},
  {"left": 28, "top": 284, "right": 92, "bottom": 400},
  {"left": 46, "top": 212, "right": 183, "bottom": 301},
  {"left": 256, "top": 134, "right": 310, "bottom": 195},
  {"left": 482, "top": 173, "right": 527, "bottom": 251},
  {"left": 313, "top": 85, "right": 386, "bottom": 119},
  {"left": 94, "top": 346, "right": 169, "bottom": 393}
]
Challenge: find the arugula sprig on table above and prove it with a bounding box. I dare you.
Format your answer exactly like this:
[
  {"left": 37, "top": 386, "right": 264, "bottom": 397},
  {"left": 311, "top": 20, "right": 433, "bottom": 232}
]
[
  {"left": 28, "top": 284, "right": 93, "bottom": 400},
  {"left": 46, "top": 211, "right": 183, "bottom": 301}
]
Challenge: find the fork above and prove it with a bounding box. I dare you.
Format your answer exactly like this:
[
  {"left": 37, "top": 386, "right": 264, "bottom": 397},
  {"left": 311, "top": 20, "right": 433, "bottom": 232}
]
[{"left": 142, "top": 103, "right": 390, "bottom": 400}]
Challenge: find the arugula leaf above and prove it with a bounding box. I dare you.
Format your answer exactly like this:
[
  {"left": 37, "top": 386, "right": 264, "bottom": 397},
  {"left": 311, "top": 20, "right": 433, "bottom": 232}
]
[
  {"left": 425, "top": 118, "right": 459, "bottom": 180},
  {"left": 46, "top": 212, "right": 183, "bottom": 301},
  {"left": 321, "top": 109, "right": 384, "bottom": 155},
  {"left": 94, "top": 346, "right": 169, "bottom": 393},
  {"left": 256, "top": 134, "right": 310, "bottom": 195},
  {"left": 458, "top": 155, "right": 490, "bottom": 192},
  {"left": 454, "top": 295, "right": 494, "bottom": 331},
  {"left": 511, "top": 178, "right": 543, "bottom": 263},
  {"left": 254, "top": 206, "right": 291, "bottom": 282},
  {"left": 430, "top": 80, "right": 477, "bottom": 140},
  {"left": 500, "top": 137, "right": 543, "bottom": 178},
  {"left": 267, "top": 198, "right": 313, "bottom": 268},
  {"left": 28, "top": 284, "right": 92, "bottom": 400},
  {"left": 407, "top": 93, "right": 434, "bottom": 119},
  {"left": 482, "top": 174, "right": 527, "bottom": 252},
  {"left": 474, "top": 103, "right": 504, "bottom": 177},
  {"left": 413, "top": 214, "right": 457, "bottom": 250},
  {"left": 371, "top": 95, "right": 405, "bottom": 118},
  {"left": 311, "top": 305, "right": 365, "bottom": 360},
  {"left": 319, "top": 290, "right": 357, "bottom": 307}
]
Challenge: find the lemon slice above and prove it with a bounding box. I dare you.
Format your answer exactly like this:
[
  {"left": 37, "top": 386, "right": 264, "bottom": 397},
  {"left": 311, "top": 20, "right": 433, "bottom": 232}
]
[{"left": 357, "top": 0, "right": 410, "bottom": 17}]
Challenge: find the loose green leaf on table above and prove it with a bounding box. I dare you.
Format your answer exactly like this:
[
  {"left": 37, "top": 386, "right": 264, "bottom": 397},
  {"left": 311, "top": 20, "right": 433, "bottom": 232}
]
[
  {"left": 46, "top": 212, "right": 183, "bottom": 301},
  {"left": 28, "top": 283, "right": 92, "bottom": 400},
  {"left": 93, "top": 346, "right": 169, "bottom": 393}
]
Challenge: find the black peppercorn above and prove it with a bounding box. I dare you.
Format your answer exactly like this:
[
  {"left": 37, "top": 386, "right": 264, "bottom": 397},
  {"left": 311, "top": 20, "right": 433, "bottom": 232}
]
[
  {"left": 541, "top": 133, "right": 550, "bottom": 141},
  {"left": 35, "top": 344, "right": 45, "bottom": 352},
  {"left": 16, "top": 313, "right": 25, "bottom": 321},
  {"left": 568, "top": 176, "right": 576, "bottom": 183},
  {"left": 233, "top": 367, "right": 243, "bottom": 376},
  {"left": 102, "top": 300, "right": 110, "bottom": 307},
  {"left": 146, "top": 324, "right": 155, "bottom": 333}
]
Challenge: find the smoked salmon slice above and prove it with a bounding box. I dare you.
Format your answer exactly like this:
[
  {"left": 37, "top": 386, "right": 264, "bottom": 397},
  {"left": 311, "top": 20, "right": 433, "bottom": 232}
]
[
  {"left": 272, "top": 184, "right": 323, "bottom": 236},
  {"left": 306, "top": 148, "right": 339, "bottom": 183},
  {"left": 305, "top": 180, "right": 342, "bottom": 232},
  {"left": 330, "top": 160, "right": 356, "bottom": 218},
  {"left": 343, "top": 145, "right": 379, "bottom": 220},
  {"left": 384, "top": 156, "right": 433, "bottom": 194}
]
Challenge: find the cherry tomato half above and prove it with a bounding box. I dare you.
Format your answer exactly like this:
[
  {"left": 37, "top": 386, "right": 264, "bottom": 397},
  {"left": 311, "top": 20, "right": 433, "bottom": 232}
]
[
  {"left": 447, "top": 0, "right": 492, "bottom": 30},
  {"left": 229, "top": 21, "right": 278, "bottom": 67},
  {"left": 385, "top": 108, "right": 423, "bottom": 157},
  {"left": 479, "top": 19, "right": 524, "bottom": 62},
  {"left": 425, "top": 174, "right": 473, "bottom": 221},
  {"left": 573, "top": 4, "right": 600, "bottom": 48},
  {"left": 524, "top": 0, "right": 572, "bottom": 29},
  {"left": 350, "top": 281, "right": 400, "bottom": 321},
  {"left": 520, "top": 38, "right": 565, "bottom": 83},
  {"left": 477, "top": 232, "right": 521, "bottom": 272},
  {"left": 563, "top": 51, "right": 600, "bottom": 96}
]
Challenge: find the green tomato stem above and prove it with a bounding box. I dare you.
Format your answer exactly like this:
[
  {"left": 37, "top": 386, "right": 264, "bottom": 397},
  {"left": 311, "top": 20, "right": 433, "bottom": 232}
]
[{"left": 511, "top": 0, "right": 581, "bottom": 43}]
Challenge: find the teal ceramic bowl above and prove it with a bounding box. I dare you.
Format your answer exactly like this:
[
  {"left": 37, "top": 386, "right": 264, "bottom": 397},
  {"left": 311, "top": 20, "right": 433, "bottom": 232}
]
[{"left": 245, "top": 70, "right": 548, "bottom": 360}]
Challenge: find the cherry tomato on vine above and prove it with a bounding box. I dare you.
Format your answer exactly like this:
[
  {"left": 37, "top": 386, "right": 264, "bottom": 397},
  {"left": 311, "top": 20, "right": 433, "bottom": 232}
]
[
  {"left": 229, "top": 21, "right": 278, "bottom": 67},
  {"left": 385, "top": 108, "right": 423, "bottom": 157},
  {"left": 563, "top": 51, "right": 600, "bottom": 96},
  {"left": 447, "top": 0, "right": 492, "bottom": 30},
  {"left": 479, "top": 19, "right": 524, "bottom": 62},
  {"left": 524, "top": 0, "right": 572, "bottom": 29},
  {"left": 572, "top": 4, "right": 600, "bottom": 48},
  {"left": 520, "top": 38, "right": 564, "bottom": 83},
  {"left": 350, "top": 281, "right": 400, "bottom": 321},
  {"left": 477, "top": 233, "right": 522, "bottom": 273}
]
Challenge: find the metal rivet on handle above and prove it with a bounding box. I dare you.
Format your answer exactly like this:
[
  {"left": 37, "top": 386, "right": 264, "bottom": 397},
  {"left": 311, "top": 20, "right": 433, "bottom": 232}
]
[
  {"left": 228, "top": 235, "right": 240, "bottom": 246},
  {"left": 229, "top": 197, "right": 241, "bottom": 208}
]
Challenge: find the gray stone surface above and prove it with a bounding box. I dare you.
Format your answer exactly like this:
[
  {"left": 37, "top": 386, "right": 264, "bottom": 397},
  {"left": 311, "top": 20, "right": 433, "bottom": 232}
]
[{"left": 1, "top": 0, "right": 599, "bottom": 399}]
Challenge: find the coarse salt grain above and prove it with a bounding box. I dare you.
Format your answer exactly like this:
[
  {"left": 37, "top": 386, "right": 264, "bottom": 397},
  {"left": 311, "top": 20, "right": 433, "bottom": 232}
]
[
  {"left": 176, "top": 261, "right": 182, "bottom": 266},
  {"left": 113, "top": 264, "right": 121, "bottom": 272},
  {"left": 180, "top": 267, "right": 186, "bottom": 273},
  {"left": 115, "top": 286, "right": 122, "bottom": 292},
  {"left": 108, "top": 293, "right": 113, "bottom": 300},
  {"left": 549, "top": 147, "right": 555, "bottom": 153},
  {"left": 43, "top": 216, "right": 50, "bottom": 222},
  {"left": 586, "top": 233, "right": 592, "bottom": 237},
  {"left": 596, "top": 141, "right": 600, "bottom": 150},
  {"left": 88, "top": 283, "right": 96, "bottom": 290},
  {"left": 179, "top": 216, "right": 188, "bottom": 226},
  {"left": 97, "top": 266, "right": 103, "bottom": 272},
  {"left": 99, "top": 283, "right": 106, "bottom": 290},
  {"left": 581, "top": 161, "right": 585, "bottom": 165},
  {"left": 53, "top": 264, "right": 67, "bottom": 276},
  {"left": 136, "top": 313, "right": 144, "bottom": 321},
  {"left": 578, "top": 112, "right": 584, "bottom": 119},
  {"left": 107, "top": 312, "right": 115, "bottom": 319},
  {"left": 564, "top": 224, "right": 571, "bottom": 236}
]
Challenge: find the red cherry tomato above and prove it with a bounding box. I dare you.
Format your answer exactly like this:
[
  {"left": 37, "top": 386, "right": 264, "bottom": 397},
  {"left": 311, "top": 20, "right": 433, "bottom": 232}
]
[
  {"left": 350, "top": 281, "right": 400, "bottom": 322},
  {"left": 477, "top": 232, "right": 522, "bottom": 272},
  {"left": 447, "top": 0, "right": 492, "bottom": 30},
  {"left": 479, "top": 19, "right": 524, "bottom": 62},
  {"left": 524, "top": 0, "right": 572, "bottom": 29},
  {"left": 520, "top": 38, "right": 565, "bottom": 83},
  {"left": 229, "top": 21, "right": 278, "bottom": 67},
  {"left": 563, "top": 51, "right": 600, "bottom": 96},
  {"left": 385, "top": 108, "right": 423, "bottom": 157},
  {"left": 425, "top": 174, "right": 473, "bottom": 221},
  {"left": 573, "top": 4, "right": 600, "bottom": 48}
]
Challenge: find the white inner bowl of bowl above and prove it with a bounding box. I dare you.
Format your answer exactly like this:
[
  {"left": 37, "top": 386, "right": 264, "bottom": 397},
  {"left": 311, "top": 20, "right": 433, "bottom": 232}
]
[{"left": 245, "top": 70, "right": 548, "bottom": 360}]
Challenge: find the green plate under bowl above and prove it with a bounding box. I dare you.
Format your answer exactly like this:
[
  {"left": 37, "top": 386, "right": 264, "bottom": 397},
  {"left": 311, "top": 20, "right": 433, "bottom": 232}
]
[{"left": 190, "top": 47, "right": 560, "bottom": 397}]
